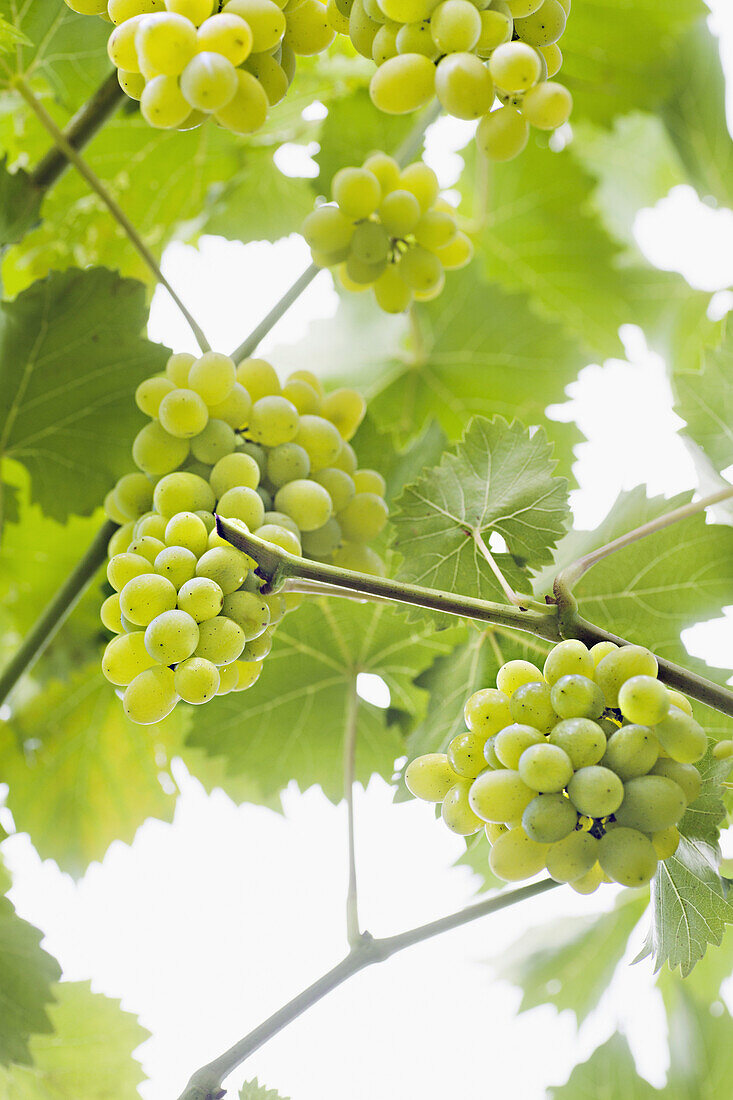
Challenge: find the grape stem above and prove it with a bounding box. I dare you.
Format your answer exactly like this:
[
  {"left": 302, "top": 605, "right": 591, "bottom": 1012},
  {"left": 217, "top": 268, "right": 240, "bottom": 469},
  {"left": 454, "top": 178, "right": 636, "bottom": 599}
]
[
  {"left": 344, "top": 679, "right": 361, "bottom": 946},
  {"left": 12, "top": 77, "right": 212, "bottom": 355},
  {"left": 175, "top": 877, "right": 559, "bottom": 1100}
]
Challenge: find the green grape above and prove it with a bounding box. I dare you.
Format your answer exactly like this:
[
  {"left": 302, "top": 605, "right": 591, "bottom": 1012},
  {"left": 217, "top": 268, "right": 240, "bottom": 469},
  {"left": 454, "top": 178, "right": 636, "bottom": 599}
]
[
  {"left": 617, "top": 675, "right": 670, "bottom": 727},
  {"left": 412, "top": 270, "right": 445, "bottom": 303},
  {"left": 158, "top": 388, "right": 210, "bottom": 437},
  {"left": 275, "top": 479, "right": 333, "bottom": 531},
  {"left": 188, "top": 419, "right": 235, "bottom": 465},
  {"left": 101, "top": 593, "right": 124, "bottom": 633},
  {"left": 332, "top": 543, "right": 385, "bottom": 575},
  {"left": 215, "top": 68, "right": 269, "bottom": 132},
  {"left": 653, "top": 707, "right": 707, "bottom": 764},
  {"left": 539, "top": 41, "right": 562, "bottom": 77},
  {"left": 180, "top": 51, "right": 238, "bottom": 110},
  {"left": 215, "top": 486, "right": 266, "bottom": 528},
  {"left": 197, "top": 13, "right": 253, "bottom": 64},
  {"left": 549, "top": 718, "right": 606, "bottom": 769},
  {"left": 123, "top": 666, "right": 178, "bottom": 724},
  {"left": 154, "top": 472, "right": 215, "bottom": 517},
  {"left": 214, "top": 662, "right": 238, "bottom": 694},
  {"left": 483, "top": 735, "right": 502, "bottom": 769},
  {"left": 509, "top": 680, "right": 556, "bottom": 732},
  {"left": 520, "top": 80, "right": 572, "bottom": 129},
  {"left": 513, "top": 0, "right": 565, "bottom": 45},
  {"left": 468, "top": 768, "right": 535, "bottom": 823},
  {"left": 518, "top": 742, "right": 573, "bottom": 793},
  {"left": 303, "top": 205, "right": 355, "bottom": 257},
  {"left": 144, "top": 609, "right": 200, "bottom": 664},
  {"left": 664, "top": 690, "right": 691, "bottom": 716},
  {"left": 495, "top": 660, "right": 543, "bottom": 697},
  {"left": 550, "top": 674, "right": 605, "bottom": 720},
  {"left": 125, "top": 535, "right": 164, "bottom": 564},
  {"left": 602, "top": 725, "right": 659, "bottom": 781},
  {"left": 135, "top": 376, "right": 175, "bottom": 417},
  {"left": 594, "top": 644, "right": 658, "bottom": 708},
  {"left": 333, "top": 439, "right": 358, "bottom": 475},
  {"left": 378, "top": 189, "right": 421, "bottom": 237},
  {"left": 221, "top": 590, "right": 270, "bottom": 639},
  {"left": 233, "top": 659, "right": 263, "bottom": 691},
  {"left": 164, "top": 512, "right": 209, "bottom": 557},
  {"left": 476, "top": 105, "right": 529, "bottom": 161},
  {"left": 373, "top": 265, "right": 412, "bottom": 313},
  {"left": 414, "top": 209, "right": 457, "bottom": 250},
  {"left": 488, "top": 40, "right": 540, "bottom": 91},
  {"left": 301, "top": 517, "right": 342, "bottom": 558},
  {"left": 135, "top": 513, "right": 168, "bottom": 540},
  {"left": 331, "top": 167, "right": 381, "bottom": 219},
  {"left": 256, "top": 523, "right": 302, "bottom": 555},
  {"left": 399, "top": 162, "right": 439, "bottom": 211},
  {"left": 187, "top": 351, "right": 236, "bottom": 405},
  {"left": 248, "top": 396, "right": 300, "bottom": 446},
  {"left": 266, "top": 442, "right": 310, "bottom": 487},
  {"left": 351, "top": 223, "right": 392, "bottom": 267},
  {"left": 210, "top": 453, "right": 261, "bottom": 497},
  {"left": 543, "top": 639, "right": 594, "bottom": 685},
  {"left": 351, "top": 469, "right": 385, "bottom": 496},
  {"left": 107, "top": 552, "right": 152, "bottom": 592},
  {"left": 328, "top": 0, "right": 351, "bottom": 36},
  {"left": 447, "top": 731, "right": 489, "bottom": 778},
  {"left": 522, "top": 792, "right": 577, "bottom": 843},
  {"left": 614, "top": 775, "right": 687, "bottom": 833},
  {"left": 651, "top": 826, "right": 680, "bottom": 861},
  {"left": 376, "top": 0, "right": 435, "bottom": 16},
  {"left": 166, "top": 352, "right": 195, "bottom": 386},
  {"left": 397, "top": 246, "right": 443, "bottom": 293},
  {"left": 464, "top": 687, "right": 512, "bottom": 736},
  {"left": 154, "top": 545, "right": 198, "bottom": 588},
  {"left": 243, "top": 52, "right": 288, "bottom": 106},
  {"left": 135, "top": 12, "right": 198, "bottom": 75},
  {"left": 362, "top": 152, "right": 401, "bottom": 194},
  {"left": 489, "top": 825, "right": 550, "bottom": 881},
  {"left": 348, "top": 0, "right": 380, "bottom": 59},
  {"left": 236, "top": 357, "right": 280, "bottom": 400},
  {"left": 402, "top": 748, "right": 453, "bottom": 800},
  {"left": 223, "top": 0, "right": 286, "bottom": 50},
  {"left": 485, "top": 822, "right": 508, "bottom": 844},
  {"left": 567, "top": 765, "right": 624, "bottom": 818},
  {"left": 493, "top": 723, "right": 543, "bottom": 769},
  {"left": 506, "top": 0, "right": 543, "bottom": 14},
  {"left": 434, "top": 231, "right": 473, "bottom": 270},
  {"left": 545, "top": 830, "right": 599, "bottom": 883},
  {"left": 476, "top": 7, "right": 512, "bottom": 54},
  {"left": 312, "top": 468, "right": 354, "bottom": 512},
  {"left": 120, "top": 573, "right": 178, "bottom": 626},
  {"left": 176, "top": 576, "right": 224, "bottom": 621},
  {"left": 569, "top": 862, "right": 604, "bottom": 895},
  {"left": 430, "top": 0, "right": 481, "bottom": 52},
  {"left": 442, "top": 781, "right": 484, "bottom": 834},
  {"left": 174, "top": 656, "right": 220, "bottom": 703},
  {"left": 344, "top": 253, "right": 387, "bottom": 286},
  {"left": 108, "top": 16, "right": 145, "bottom": 73},
  {"left": 281, "top": 379, "right": 321, "bottom": 415},
  {"left": 650, "top": 759, "right": 702, "bottom": 804},
  {"left": 133, "top": 421, "right": 190, "bottom": 477},
  {"left": 102, "top": 631, "right": 158, "bottom": 685},
  {"left": 262, "top": 511, "right": 301, "bottom": 537},
  {"left": 165, "top": 0, "right": 215, "bottom": 22},
  {"left": 194, "top": 510, "right": 216, "bottom": 533},
  {"left": 104, "top": 490, "right": 130, "bottom": 526},
  {"left": 597, "top": 827, "right": 658, "bottom": 888},
  {"left": 108, "top": 523, "right": 136, "bottom": 558},
  {"left": 713, "top": 740, "right": 733, "bottom": 760},
  {"left": 195, "top": 546, "right": 250, "bottom": 594},
  {"left": 336, "top": 492, "right": 387, "bottom": 541},
  {"left": 370, "top": 53, "right": 436, "bottom": 114},
  {"left": 194, "top": 615, "right": 246, "bottom": 664},
  {"left": 283, "top": 0, "right": 335, "bottom": 53},
  {"left": 589, "top": 641, "right": 616, "bottom": 667},
  {"left": 241, "top": 628, "right": 273, "bottom": 661},
  {"left": 395, "top": 20, "right": 438, "bottom": 59},
  {"left": 118, "top": 67, "right": 147, "bottom": 100},
  {"left": 296, "top": 415, "right": 343, "bottom": 471}
]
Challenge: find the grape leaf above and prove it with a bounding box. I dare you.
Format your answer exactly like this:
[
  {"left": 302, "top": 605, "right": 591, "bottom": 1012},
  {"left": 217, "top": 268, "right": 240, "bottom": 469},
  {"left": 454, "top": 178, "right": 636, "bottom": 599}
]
[
  {"left": 0, "top": 894, "right": 61, "bottom": 1067},
  {"left": 0, "top": 267, "right": 168, "bottom": 521},
  {"left": 495, "top": 892, "right": 648, "bottom": 1025},
  {"left": 314, "top": 89, "right": 416, "bottom": 192},
  {"left": 0, "top": 161, "right": 41, "bottom": 249},
  {"left": 0, "top": 981, "right": 148, "bottom": 1097},
  {"left": 675, "top": 328, "right": 733, "bottom": 474},
  {"left": 679, "top": 749, "right": 729, "bottom": 848},
  {"left": 549, "top": 1033, "right": 659, "bottom": 1099},
  {"left": 239, "top": 1081, "right": 290, "bottom": 1100},
  {"left": 0, "top": 664, "right": 183, "bottom": 875},
  {"left": 186, "top": 598, "right": 462, "bottom": 804},
  {"left": 390, "top": 416, "right": 569, "bottom": 606}
]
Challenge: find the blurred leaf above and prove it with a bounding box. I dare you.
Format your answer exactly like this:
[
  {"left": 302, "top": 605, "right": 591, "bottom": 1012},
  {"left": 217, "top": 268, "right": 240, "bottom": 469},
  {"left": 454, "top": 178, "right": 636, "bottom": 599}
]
[
  {"left": 0, "top": 894, "right": 61, "bottom": 1067},
  {"left": 0, "top": 268, "right": 167, "bottom": 521},
  {"left": 204, "top": 147, "right": 315, "bottom": 244},
  {"left": 0, "top": 162, "right": 41, "bottom": 249},
  {"left": 675, "top": 326, "right": 733, "bottom": 473},
  {"left": 352, "top": 416, "right": 447, "bottom": 507},
  {"left": 314, "top": 90, "right": 415, "bottom": 192},
  {"left": 662, "top": 986, "right": 733, "bottom": 1098},
  {"left": 0, "top": 981, "right": 148, "bottom": 1098},
  {"left": 549, "top": 1034, "right": 658, "bottom": 1098},
  {"left": 239, "top": 1081, "right": 289, "bottom": 1100}
]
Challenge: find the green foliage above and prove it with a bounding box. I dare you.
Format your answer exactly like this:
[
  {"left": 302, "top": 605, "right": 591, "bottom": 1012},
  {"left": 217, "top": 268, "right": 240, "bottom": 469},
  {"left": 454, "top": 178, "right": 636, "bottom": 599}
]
[
  {"left": 314, "top": 90, "right": 415, "bottom": 191},
  {"left": 675, "top": 325, "right": 733, "bottom": 472},
  {"left": 0, "top": 894, "right": 60, "bottom": 1067},
  {"left": 239, "top": 1081, "right": 289, "bottom": 1100},
  {"left": 550, "top": 1034, "right": 659, "bottom": 1099},
  {"left": 0, "top": 162, "right": 41, "bottom": 250}
]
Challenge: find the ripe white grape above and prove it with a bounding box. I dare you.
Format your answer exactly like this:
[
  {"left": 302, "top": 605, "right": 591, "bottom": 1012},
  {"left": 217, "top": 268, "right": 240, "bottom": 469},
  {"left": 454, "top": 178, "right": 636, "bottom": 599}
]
[
  {"left": 136, "top": 12, "right": 198, "bottom": 76},
  {"left": 597, "top": 827, "right": 658, "bottom": 887},
  {"left": 369, "top": 53, "right": 436, "bottom": 114},
  {"left": 495, "top": 659, "right": 543, "bottom": 696},
  {"left": 158, "top": 388, "right": 210, "bottom": 437},
  {"left": 217, "top": 485, "right": 266, "bottom": 528},
  {"left": 567, "top": 765, "right": 624, "bottom": 818},
  {"left": 468, "top": 768, "right": 535, "bottom": 823},
  {"left": 215, "top": 69, "right": 269, "bottom": 132},
  {"left": 650, "top": 759, "right": 702, "bottom": 804},
  {"left": 144, "top": 609, "right": 200, "bottom": 664},
  {"left": 430, "top": 0, "right": 482, "bottom": 54},
  {"left": 522, "top": 792, "right": 577, "bottom": 843},
  {"left": 107, "top": 552, "right": 152, "bottom": 592},
  {"left": 154, "top": 472, "right": 216, "bottom": 516},
  {"left": 545, "top": 830, "right": 599, "bottom": 882},
  {"left": 197, "top": 13, "right": 254, "bottom": 64},
  {"left": 514, "top": 0, "right": 566, "bottom": 46},
  {"left": 442, "top": 781, "right": 484, "bottom": 834},
  {"left": 518, "top": 742, "right": 573, "bottom": 793},
  {"left": 652, "top": 708, "right": 707, "bottom": 764},
  {"left": 405, "top": 754, "right": 458, "bottom": 800},
  {"left": 174, "top": 657, "right": 220, "bottom": 703},
  {"left": 549, "top": 718, "right": 606, "bottom": 769},
  {"left": 190, "top": 419, "right": 237, "bottom": 465},
  {"left": 543, "top": 639, "right": 594, "bottom": 684},
  {"left": 224, "top": 0, "right": 286, "bottom": 52},
  {"left": 488, "top": 41, "right": 541, "bottom": 92},
  {"left": 195, "top": 546, "right": 250, "bottom": 594},
  {"left": 594, "top": 644, "right": 658, "bottom": 708},
  {"left": 180, "top": 51, "right": 239, "bottom": 111},
  {"left": 489, "top": 825, "right": 550, "bottom": 881},
  {"left": 123, "top": 666, "right": 178, "bottom": 724},
  {"left": 102, "top": 631, "right": 158, "bottom": 685},
  {"left": 614, "top": 775, "right": 687, "bottom": 833},
  {"left": 154, "top": 545, "right": 198, "bottom": 588},
  {"left": 135, "top": 376, "right": 175, "bottom": 417},
  {"left": 447, "top": 731, "right": 489, "bottom": 778},
  {"left": 550, "top": 674, "right": 605, "bottom": 719},
  {"left": 464, "top": 688, "right": 512, "bottom": 736},
  {"left": 493, "top": 723, "right": 543, "bottom": 769},
  {"left": 520, "top": 80, "right": 572, "bottom": 129},
  {"left": 283, "top": 0, "right": 336, "bottom": 55},
  {"left": 194, "top": 615, "right": 246, "bottom": 664},
  {"left": 509, "top": 680, "right": 556, "bottom": 732},
  {"left": 120, "top": 573, "right": 178, "bottom": 626},
  {"left": 476, "top": 106, "right": 529, "bottom": 161}
]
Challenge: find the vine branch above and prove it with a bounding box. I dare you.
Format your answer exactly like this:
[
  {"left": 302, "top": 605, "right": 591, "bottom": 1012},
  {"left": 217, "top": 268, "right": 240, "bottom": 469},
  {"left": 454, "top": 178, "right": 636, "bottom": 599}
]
[{"left": 229, "top": 264, "right": 319, "bottom": 363}]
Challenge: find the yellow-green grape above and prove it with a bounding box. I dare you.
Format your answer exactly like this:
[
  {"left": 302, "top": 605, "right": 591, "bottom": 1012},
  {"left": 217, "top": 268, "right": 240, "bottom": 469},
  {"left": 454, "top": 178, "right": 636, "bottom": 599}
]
[
  {"left": 361, "top": 152, "right": 400, "bottom": 194},
  {"left": 197, "top": 13, "right": 253, "bottom": 63},
  {"left": 521, "top": 81, "right": 572, "bottom": 129},
  {"left": 522, "top": 792, "right": 577, "bottom": 843},
  {"left": 332, "top": 543, "right": 385, "bottom": 575},
  {"left": 154, "top": 472, "right": 215, "bottom": 517},
  {"left": 301, "top": 517, "right": 341, "bottom": 558},
  {"left": 447, "top": 732, "right": 489, "bottom": 778},
  {"left": 434, "top": 231, "right": 473, "bottom": 270},
  {"left": 241, "top": 627, "right": 273, "bottom": 661},
  {"left": 302, "top": 205, "right": 355, "bottom": 260},
  {"left": 506, "top": 0, "right": 543, "bottom": 14},
  {"left": 333, "top": 439, "right": 358, "bottom": 475},
  {"left": 214, "top": 661, "right": 239, "bottom": 694},
  {"left": 244, "top": 52, "right": 288, "bottom": 105},
  {"left": 518, "top": 743, "right": 573, "bottom": 793},
  {"left": 194, "top": 615, "right": 246, "bottom": 664},
  {"left": 110, "top": 0, "right": 164, "bottom": 20},
  {"left": 476, "top": 105, "right": 529, "bottom": 161},
  {"left": 372, "top": 267, "right": 411, "bottom": 313},
  {"left": 594, "top": 644, "right": 658, "bottom": 708},
  {"left": 328, "top": 0, "right": 351, "bottom": 34},
  {"left": 210, "top": 454, "right": 260, "bottom": 498},
  {"left": 483, "top": 735, "right": 502, "bottom": 768},
  {"left": 117, "top": 68, "right": 146, "bottom": 99},
  {"left": 589, "top": 640, "right": 617, "bottom": 666},
  {"left": 414, "top": 210, "right": 457, "bottom": 251},
  {"left": 132, "top": 422, "right": 190, "bottom": 476},
  {"left": 602, "top": 725, "right": 659, "bottom": 781},
  {"left": 568, "top": 862, "right": 604, "bottom": 895},
  {"left": 248, "top": 396, "right": 299, "bottom": 446},
  {"left": 127, "top": 534, "right": 165, "bottom": 563},
  {"left": 614, "top": 775, "right": 687, "bottom": 833},
  {"left": 713, "top": 739, "right": 733, "bottom": 760},
  {"left": 351, "top": 222, "right": 392, "bottom": 267},
  {"left": 348, "top": 0, "right": 380, "bottom": 60},
  {"left": 567, "top": 765, "right": 624, "bottom": 818},
  {"left": 177, "top": 576, "right": 224, "bottom": 621},
  {"left": 468, "top": 768, "right": 535, "bottom": 822},
  {"left": 651, "top": 826, "right": 680, "bottom": 861},
  {"left": 174, "top": 656, "right": 220, "bottom": 703},
  {"left": 265, "top": 442, "right": 310, "bottom": 487},
  {"left": 616, "top": 675, "right": 670, "bottom": 727},
  {"left": 370, "top": 52, "right": 436, "bottom": 114},
  {"left": 101, "top": 593, "right": 124, "bottom": 633},
  {"left": 105, "top": 490, "right": 129, "bottom": 525},
  {"left": 180, "top": 51, "right": 239, "bottom": 110},
  {"left": 395, "top": 21, "right": 437, "bottom": 60},
  {"left": 108, "top": 523, "right": 136, "bottom": 557},
  {"left": 397, "top": 246, "right": 443, "bottom": 294},
  {"left": 312, "top": 468, "right": 354, "bottom": 513},
  {"left": 485, "top": 822, "right": 508, "bottom": 844},
  {"left": 321, "top": 389, "right": 367, "bottom": 441},
  {"left": 190, "top": 419, "right": 237, "bottom": 465},
  {"left": 195, "top": 510, "right": 216, "bottom": 533},
  {"left": 158, "top": 388, "right": 209, "bottom": 438},
  {"left": 164, "top": 512, "right": 209, "bottom": 557},
  {"left": 489, "top": 825, "right": 550, "bottom": 881},
  {"left": 464, "top": 687, "right": 512, "bottom": 736},
  {"left": 442, "top": 781, "right": 484, "bottom": 834},
  {"left": 102, "top": 631, "right": 158, "bottom": 685},
  {"left": 546, "top": 830, "right": 599, "bottom": 882},
  {"left": 166, "top": 351, "right": 195, "bottom": 385},
  {"left": 509, "top": 680, "right": 556, "bottom": 732},
  {"left": 653, "top": 708, "right": 707, "bottom": 764},
  {"left": 550, "top": 674, "right": 605, "bottom": 720},
  {"left": 274, "top": 479, "right": 332, "bottom": 531},
  {"left": 378, "top": 190, "right": 420, "bottom": 237},
  {"left": 154, "top": 545, "right": 198, "bottom": 588},
  {"left": 262, "top": 511, "right": 301, "bottom": 537},
  {"left": 165, "top": 0, "right": 215, "bottom": 22},
  {"left": 405, "top": 753, "right": 457, "bottom": 801},
  {"left": 224, "top": 0, "right": 286, "bottom": 51},
  {"left": 113, "top": 473, "right": 154, "bottom": 520},
  {"left": 496, "top": 659, "right": 543, "bottom": 697},
  {"left": 236, "top": 357, "right": 280, "bottom": 400},
  {"left": 232, "top": 659, "right": 263, "bottom": 691},
  {"left": 218, "top": 487, "right": 266, "bottom": 529},
  {"left": 476, "top": 6, "right": 512, "bottom": 55},
  {"left": 283, "top": 0, "right": 336, "bottom": 54},
  {"left": 431, "top": 0, "right": 481, "bottom": 53},
  {"left": 337, "top": 492, "right": 388, "bottom": 541},
  {"left": 256, "top": 523, "right": 302, "bottom": 555},
  {"left": 549, "top": 718, "right": 606, "bottom": 769},
  {"left": 543, "top": 639, "right": 594, "bottom": 685},
  {"left": 120, "top": 573, "right": 178, "bottom": 626},
  {"left": 215, "top": 68, "right": 269, "bottom": 132},
  {"left": 144, "top": 609, "right": 200, "bottom": 663},
  {"left": 398, "top": 162, "right": 439, "bottom": 211},
  {"left": 344, "top": 252, "right": 387, "bottom": 287},
  {"left": 350, "top": 470, "right": 384, "bottom": 498},
  {"left": 67, "top": 0, "right": 110, "bottom": 12},
  {"left": 597, "top": 827, "right": 658, "bottom": 888},
  {"left": 135, "top": 12, "right": 198, "bottom": 75},
  {"left": 539, "top": 41, "right": 562, "bottom": 77},
  {"left": 135, "top": 376, "right": 175, "bottom": 417},
  {"left": 221, "top": 591, "right": 270, "bottom": 640},
  {"left": 123, "top": 666, "right": 178, "bottom": 724},
  {"left": 135, "top": 513, "right": 168, "bottom": 540},
  {"left": 108, "top": 17, "right": 144, "bottom": 72},
  {"left": 188, "top": 351, "right": 236, "bottom": 405},
  {"left": 376, "top": 0, "right": 434, "bottom": 17},
  {"left": 195, "top": 546, "right": 249, "bottom": 594},
  {"left": 514, "top": 0, "right": 565, "bottom": 45},
  {"left": 296, "top": 415, "right": 343, "bottom": 471},
  {"left": 666, "top": 689, "right": 693, "bottom": 716},
  {"left": 331, "top": 167, "right": 381, "bottom": 220},
  {"left": 488, "top": 40, "right": 541, "bottom": 92},
  {"left": 140, "top": 74, "right": 192, "bottom": 127},
  {"left": 650, "top": 759, "right": 702, "bottom": 804},
  {"left": 493, "top": 723, "right": 543, "bottom": 769}
]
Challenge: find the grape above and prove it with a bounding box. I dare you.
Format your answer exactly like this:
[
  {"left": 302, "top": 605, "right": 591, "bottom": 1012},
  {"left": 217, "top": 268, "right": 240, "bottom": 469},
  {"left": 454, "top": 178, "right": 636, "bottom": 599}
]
[
  {"left": 434, "top": 231, "right": 473, "bottom": 270},
  {"left": 154, "top": 545, "right": 198, "bottom": 588},
  {"left": 331, "top": 167, "right": 381, "bottom": 220},
  {"left": 549, "top": 718, "right": 606, "bottom": 769},
  {"left": 399, "top": 162, "right": 439, "bottom": 212},
  {"left": 266, "top": 442, "right": 311, "bottom": 487},
  {"left": 136, "top": 12, "right": 198, "bottom": 75},
  {"left": 127, "top": 535, "right": 166, "bottom": 564},
  {"left": 296, "top": 415, "right": 343, "bottom": 471},
  {"left": 236, "top": 357, "right": 280, "bottom": 401},
  {"left": 594, "top": 644, "right": 658, "bottom": 708},
  {"left": 174, "top": 656, "right": 220, "bottom": 703},
  {"left": 590, "top": 640, "right": 617, "bottom": 666},
  {"left": 166, "top": 352, "right": 195, "bottom": 386},
  {"left": 489, "top": 826, "right": 550, "bottom": 881},
  {"left": 221, "top": 591, "right": 270, "bottom": 639},
  {"left": 118, "top": 70, "right": 147, "bottom": 101},
  {"left": 223, "top": 0, "right": 286, "bottom": 51},
  {"left": 176, "top": 577, "right": 224, "bottom": 623},
  {"left": 301, "top": 518, "right": 342, "bottom": 558},
  {"left": 509, "top": 680, "right": 556, "bottom": 732},
  {"left": 120, "top": 573, "right": 178, "bottom": 626},
  {"left": 351, "top": 222, "right": 392, "bottom": 267},
  {"left": 506, "top": 0, "right": 543, "bottom": 14},
  {"left": 597, "top": 827, "right": 658, "bottom": 887},
  {"left": 414, "top": 210, "right": 457, "bottom": 251},
  {"left": 322, "top": 390, "right": 366, "bottom": 441},
  {"left": 485, "top": 822, "right": 508, "bottom": 844},
  {"left": 483, "top": 735, "right": 502, "bottom": 769},
  {"left": 190, "top": 419, "right": 237, "bottom": 465},
  {"left": 215, "top": 486, "right": 266, "bottom": 528},
  {"left": 180, "top": 51, "right": 239, "bottom": 110},
  {"left": 476, "top": 104, "right": 529, "bottom": 162},
  {"left": 617, "top": 675, "right": 671, "bottom": 727},
  {"left": 158, "top": 388, "right": 209, "bottom": 437},
  {"left": 283, "top": 0, "right": 335, "bottom": 53},
  {"left": 378, "top": 190, "right": 421, "bottom": 238},
  {"left": 154, "top": 472, "right": 215, "bottom": 516},
  {"left": 194, "top": 510, "right": 216, "bottom": 533},
  {"left": 256, "top": 523, "right": 302, "bottom": 555},
  {"left": 666, "top": 690, "right": 692, "bottom": 716},
  {"left": 333, "top": 439, "right": 358, "bottom": 475},
  {"left": 569, "top": 862, "right": 604, "bottom": 895},
  {"left": 262, "top": 511, "right": 301, "bottom": 538},
  {"left": 281, "top": 379, "right": 321, "bottom": 415},
  {"left": 210, "top": 452, "right": 261, "bottom": 496},
  {"left": 650, "top": 759, "right": 702, "bottom": 804},
  {"left": 614, "top": 775, "right": 687, "bottom": 833},
  {"left": 518, "top": 743, "right": 573, "bottom": 793},
  {"left": 545, "top": 830, "right": 599, "bottom": 882},
  {"left": 398, "top": 246, "right": 443, "bottom": 293},
  {"left": 233, "top": 659, "right": 263, "bottom": 691},
  {"left": 342, "top": 253, "right": 386, "bottom": 287},
  {"left": 332, "top": 543, "right": 385, "bottom": 575},
  {"left": 69, "top": 0, "right": 117, "bottom": 13},
  {"left": 442, "top": 781, "right": 484, "bottom": 834},
  {"left": 495, "top": 660, "right": 543, "bottom": 697},
  {"left": 135, "top": 376, "right": 175, "bottom": 417},
  {"left": 468, "top": 768, "right": 535, "bottom": 822},
  {"left": 144, "top": 609, "right": 200, "bottom": 664},
  {"left": 197, "top": 13, "right": 253, "bottom": 64},
  {"left": 243, "top": 52, "right": 288, "bottom": 107},
  {"left": 337, "top": 492, "right": 388, "bottom": 541},
  {"left": 194, "top": 615, "right": 246, "bottom": 664},
  {"left": 101, "top": 593, "right": 124, "bottom": 633},
  {"left": 395, "top": 21, "right": 438, "bottom": 60},
  {"left": 514, "top": 0, "right": 565, "bottom": 46},
  {"left": 107, "top": 552, "right": 152, "bottom": 591},
  {"left": 543, "top": 639, "right": 593, "bottom": 685},
  {"left": 567, "top": 766, "right": 624, "bottom": 818},
  {"left": 188, "top": 352, "right": 236, "bottom": 405},
  {"left": 476, "top": 7, "right": 512, "bottom": 54},
  {"left": 447, "top": 731, "right": 489, "bottom": 778},
  {"left": 165, "top": 0, "right": 215, "bottom": 22},
  {"left": 431, "top": 1, "right": 481, "bottom": 53},
  {"left": 303, "top": 205, "right": 355, "bottom": 254},
  {"left": 435, "top": 51, "right": 493, "bottom": 119},
  {"left": 135, "top": 514, "right": 168, "bottom": 540},
  {"left": 195, "top": 546, "right": 250, "bottom": 594},
  {"left": 123, "top": 666, "right": 178, "bottom": 724},
  {"left": 520, "top": 81, "right": 572, "bottom": 129},
  {"left": 522, "top": 792, "right": 577, "bottom": 843},
  {"left": 362, "top": 152, "right": 401, "bottom": 194},
  {"left": 550, "top": 674, "right": 605, "bottom": 720},
  {"left": 602, "top": 724, "right": 659, "bottom": 781},
  {"left": 350, "top": 470, "right": 385, "bottom": 499},
  {"left": 248, "top": 395, "right": 300, "bottom": 446},
  {"left": 488, "top": 41, "right": 541, "bottom": 92},
  {"left": 369, "top": 53, "right": 436, "bottom": 114},
  {"left": 653, "top": 707, "right": 707, "bottom": 764},
  {"left": 102, "top": 631, "right": 158, "bottom": 685},
  {"left": 108, "top": 523, "right": 136, "bottom": 557},
  {"left": 713, "top": 740, "right": 733, "bottom": 760},
  {"left": 463, "top": 687, "right": 512, "bottom": 736},
  {"left": 164, "top": 512, "right": 209, "bottom": 557},
  {"left": 275, "top": 479, "right": 333, "bottom": 531},
  {"left": 348, "top": 0, "right": 380, "bottom": 59},
  {"left": 494, "top": 724, "right": 544, "bottom": 769},
  {"left": 651, "top": 826, "right": 680, "bottom": 861},
  {"left": 313, "top": 468, "right": 355, "bottom": 512},
  {"left": 539, "top": 41, "right": 562, "bottom": 77},
  {"left": 108, "top": 17, "right": 145, "bottom": 73}
]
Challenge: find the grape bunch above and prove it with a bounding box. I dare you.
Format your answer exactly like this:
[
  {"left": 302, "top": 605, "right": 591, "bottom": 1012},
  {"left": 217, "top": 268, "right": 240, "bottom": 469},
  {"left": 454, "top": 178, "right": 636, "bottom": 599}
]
[
  {"left": 302, "top": 154, "right": 472, "bottom": 312},
  {"left": 64, "top": 0, "right": 335, "bottom": 133},
  {"left": 326, "top": 0, "right": 572, "bottom": 162},
  {"left": 100, "top": 350, "right": 388, "bottom": 724},
  {"left": 406, "top": 640, "right": 710, "bottom": 894}
]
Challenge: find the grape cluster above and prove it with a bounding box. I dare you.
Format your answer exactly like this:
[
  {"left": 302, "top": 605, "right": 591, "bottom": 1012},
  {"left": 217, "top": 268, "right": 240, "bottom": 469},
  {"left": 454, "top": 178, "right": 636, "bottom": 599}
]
[
  {"left": 327, "top": 0, "right": 572, "bottom": 162},
  {"left": 64, "top": 0, "right": 335, "bottom": 133},
  {"left": 406, "top": 640, "right": 709, "bottom": 894},
  {"left": 302, "top": 154, "right": 472, "bottom": 312},
  {"left": 101, "top": 350, "right": 388, "bottom": 724}
]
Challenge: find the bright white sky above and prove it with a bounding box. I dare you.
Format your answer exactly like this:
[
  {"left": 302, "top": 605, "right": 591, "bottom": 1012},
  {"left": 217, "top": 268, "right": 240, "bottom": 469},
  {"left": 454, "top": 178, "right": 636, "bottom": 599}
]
[{"left": 3, "top": 5, "right": 733, "bottom": 1099}]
